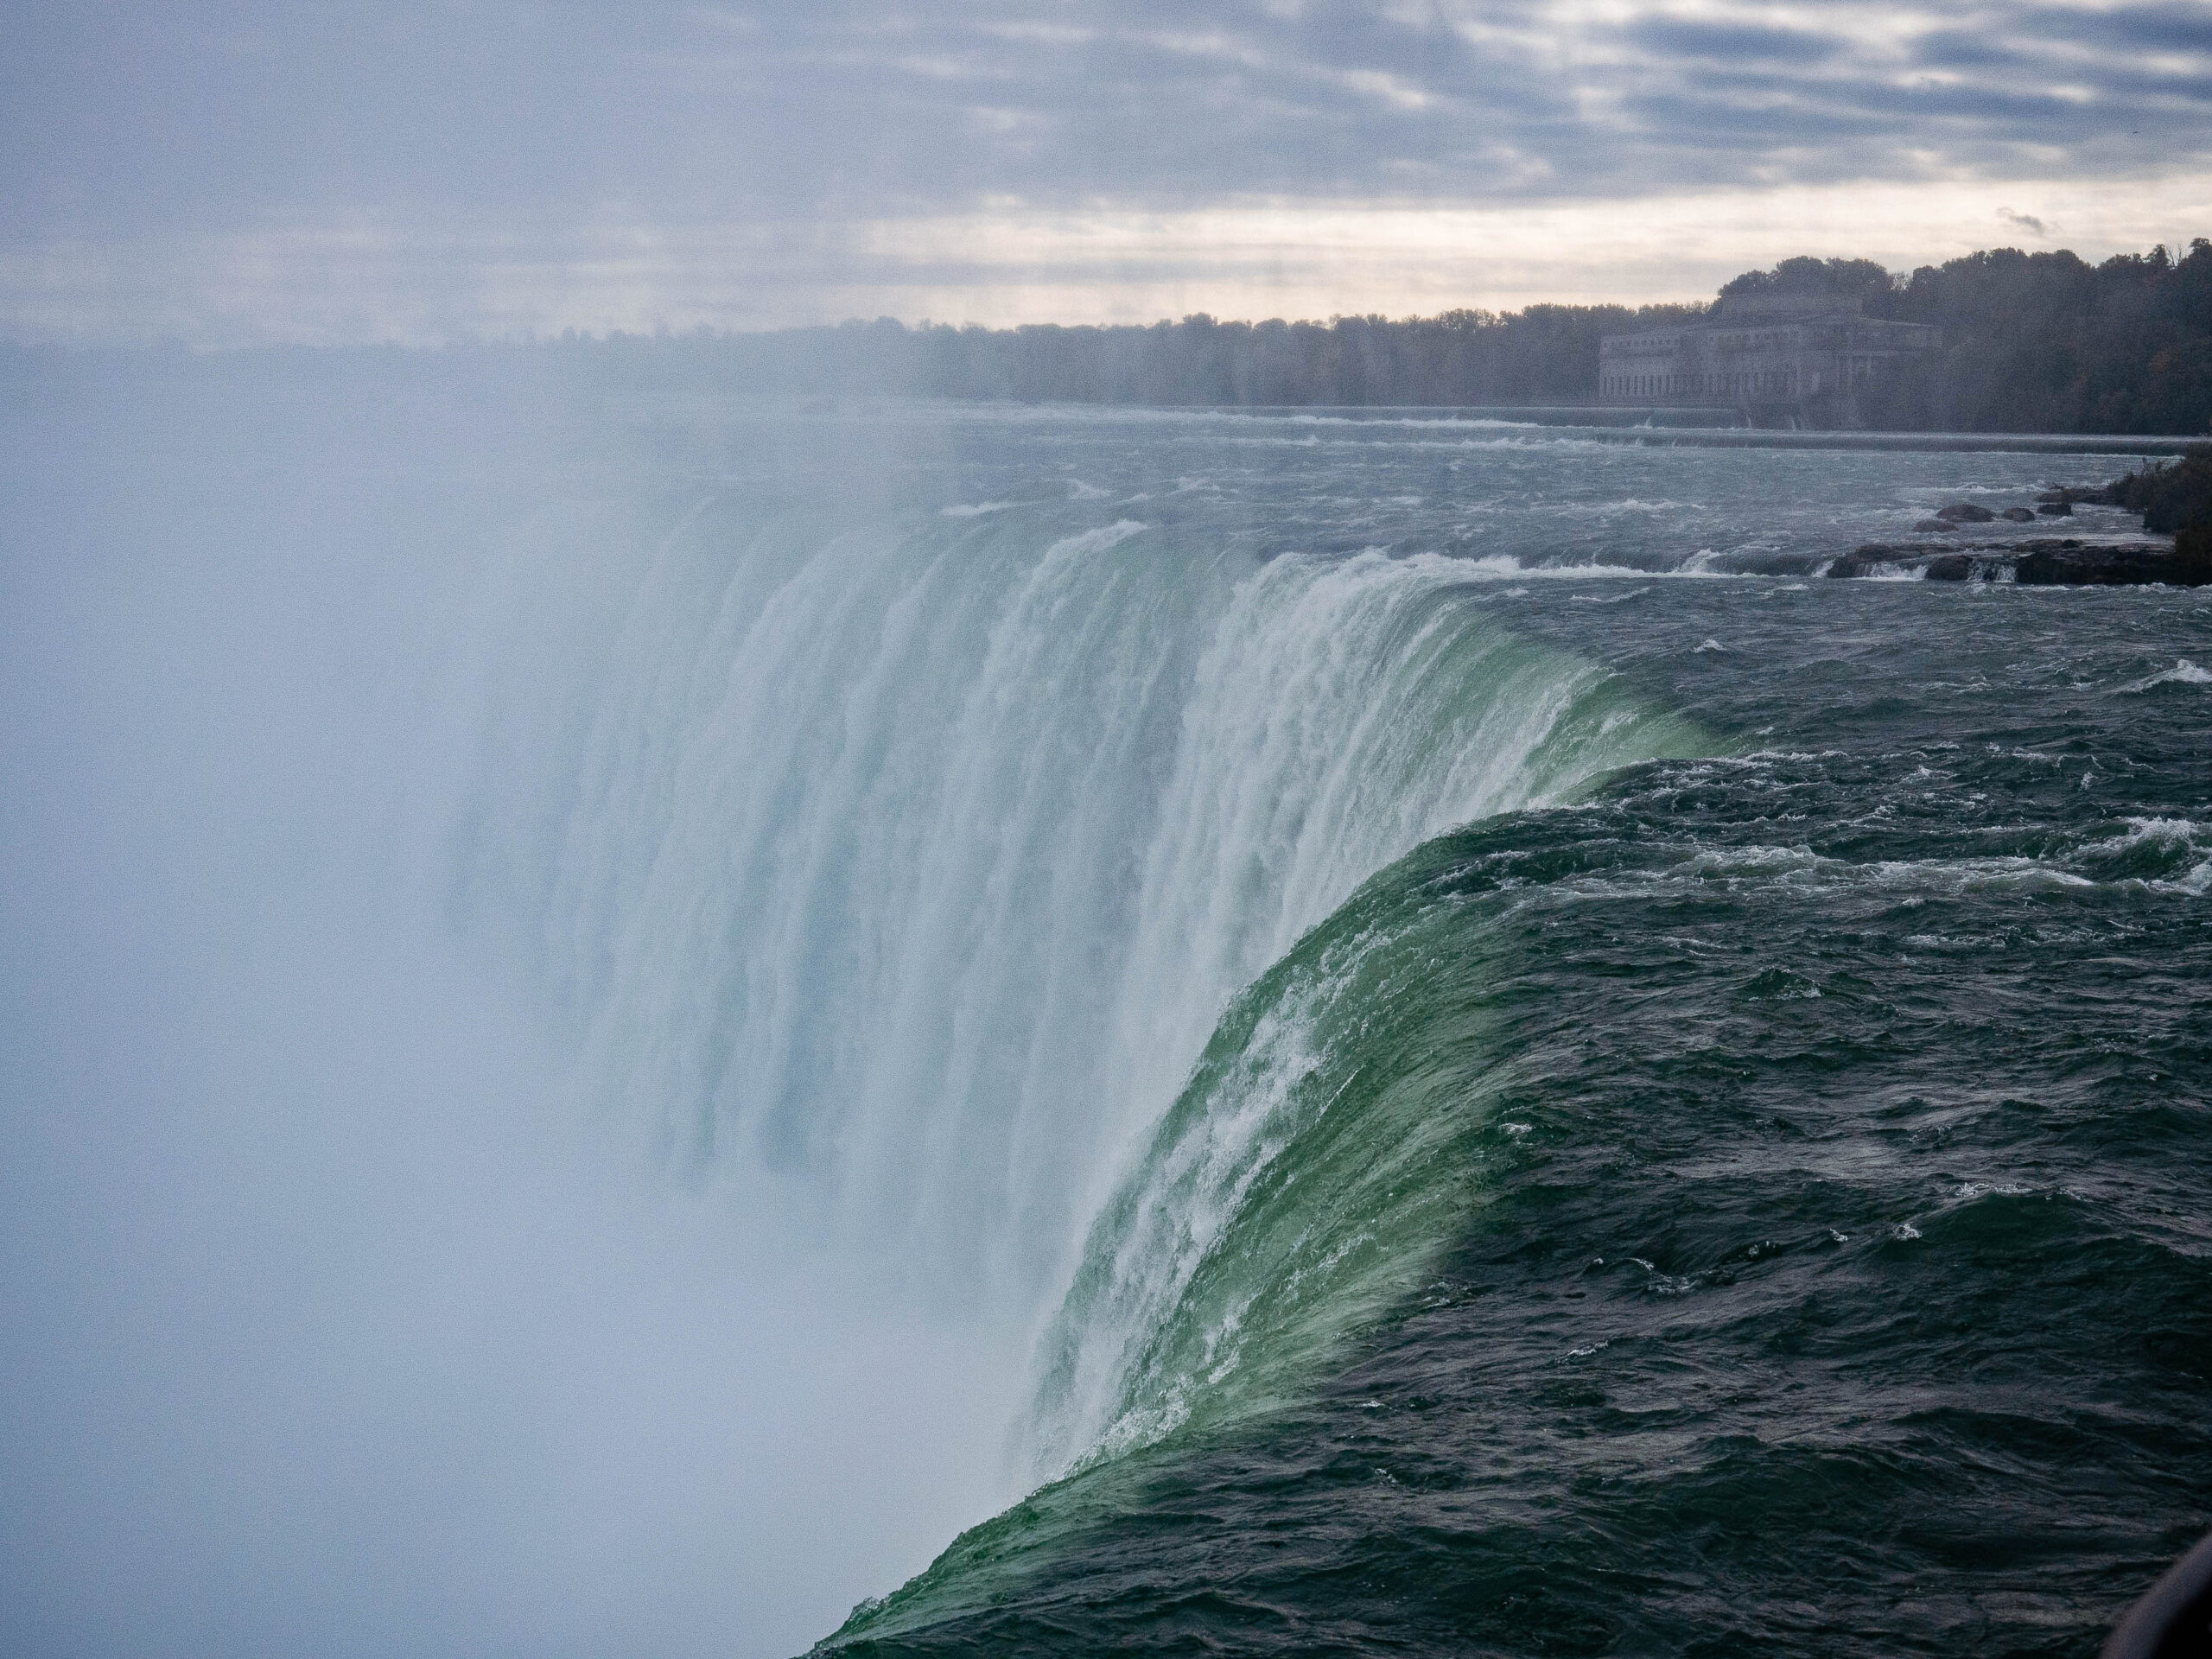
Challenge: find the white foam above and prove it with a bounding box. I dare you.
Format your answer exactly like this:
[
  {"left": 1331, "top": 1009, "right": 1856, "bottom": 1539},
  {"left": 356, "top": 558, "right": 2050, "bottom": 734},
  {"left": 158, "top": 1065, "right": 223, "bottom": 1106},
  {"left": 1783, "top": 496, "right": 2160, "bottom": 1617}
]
[
  {"left": 2118, "top": 658, "right": 2212, "bottom": 693},
  {"left": 2090, "top": 816, "right": 2203, "bottom": 852},
  {"left": 458, "top": 517, "right": 1675, "bottom": 1351}
]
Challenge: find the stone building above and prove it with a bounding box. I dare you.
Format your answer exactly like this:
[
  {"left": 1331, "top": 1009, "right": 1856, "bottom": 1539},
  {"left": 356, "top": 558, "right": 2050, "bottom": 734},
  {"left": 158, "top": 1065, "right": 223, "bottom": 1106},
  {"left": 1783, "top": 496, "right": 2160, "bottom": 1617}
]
[{"left": 1599, "top": 293, "right": 1940, "bottom": 428}]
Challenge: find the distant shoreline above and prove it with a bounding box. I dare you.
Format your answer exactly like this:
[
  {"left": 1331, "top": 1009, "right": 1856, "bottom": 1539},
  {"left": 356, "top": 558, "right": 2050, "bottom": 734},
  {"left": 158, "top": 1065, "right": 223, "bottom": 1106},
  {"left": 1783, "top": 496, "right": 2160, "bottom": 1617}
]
[{"left": 1172, "top": 409, "right": 2202, "bottom": 454}]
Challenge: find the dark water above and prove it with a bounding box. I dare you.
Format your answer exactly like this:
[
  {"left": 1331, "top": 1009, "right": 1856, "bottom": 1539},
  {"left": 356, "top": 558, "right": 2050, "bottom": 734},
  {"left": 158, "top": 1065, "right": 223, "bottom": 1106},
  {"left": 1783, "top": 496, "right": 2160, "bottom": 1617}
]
[
  {"left": 5, "top": 376, "right": 2203, "bottom": 1659},
  {"left": 813, "top": 416, "right": 2212, "bottom": 1657}
]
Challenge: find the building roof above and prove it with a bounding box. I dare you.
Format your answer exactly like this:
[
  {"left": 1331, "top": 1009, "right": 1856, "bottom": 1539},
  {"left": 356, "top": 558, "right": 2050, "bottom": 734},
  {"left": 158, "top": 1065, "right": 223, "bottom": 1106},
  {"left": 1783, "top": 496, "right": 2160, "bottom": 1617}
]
[{"left": 1600, "top": 308, "right": 1937, "bottom": 351}]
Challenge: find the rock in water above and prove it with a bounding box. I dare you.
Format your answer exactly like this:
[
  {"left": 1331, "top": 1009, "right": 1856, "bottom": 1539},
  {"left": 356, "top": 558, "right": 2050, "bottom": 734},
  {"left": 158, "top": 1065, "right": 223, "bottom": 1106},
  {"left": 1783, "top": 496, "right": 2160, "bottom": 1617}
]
[
  {"left": 1937, "top": 503, "right": 1997, "bottom": 523},
  {"left": 1829, "top": 538, "right": 2196, "bottom": 586},
  {"left": 2014, "top": 544, "right": 2212, "bottom": 587},
  {"left": 1827, "top": 547, "right": 1890, "bottom": 578}
]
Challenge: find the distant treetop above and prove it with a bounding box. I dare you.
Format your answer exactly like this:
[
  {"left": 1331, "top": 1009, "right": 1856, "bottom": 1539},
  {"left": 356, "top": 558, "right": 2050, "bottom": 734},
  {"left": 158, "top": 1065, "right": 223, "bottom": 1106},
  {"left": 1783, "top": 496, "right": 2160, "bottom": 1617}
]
[
  {"left": 39, "top": 238, "right": 2188, "bottom": 432},
  {"left": 1719, "top": 257, "right": 1897, "bottom": 300}
]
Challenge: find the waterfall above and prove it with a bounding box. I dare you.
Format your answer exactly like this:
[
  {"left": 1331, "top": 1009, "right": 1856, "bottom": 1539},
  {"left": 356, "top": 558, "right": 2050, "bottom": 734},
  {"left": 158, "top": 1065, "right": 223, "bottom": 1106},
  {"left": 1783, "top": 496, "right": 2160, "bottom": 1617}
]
[{"left": 451, "top": 486, "right": 1700, "bottom": 1372}]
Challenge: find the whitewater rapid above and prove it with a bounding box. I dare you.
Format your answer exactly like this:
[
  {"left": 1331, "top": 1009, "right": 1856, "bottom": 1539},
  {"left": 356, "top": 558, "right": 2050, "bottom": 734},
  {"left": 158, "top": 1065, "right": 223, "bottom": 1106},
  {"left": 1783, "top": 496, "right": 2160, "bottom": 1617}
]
[
  {"left": 450, "top": 483, "right": 1705, "bottom": 1473},
  {"left": 14, "top": 374, "right": 2200, "bottom": 1659}
]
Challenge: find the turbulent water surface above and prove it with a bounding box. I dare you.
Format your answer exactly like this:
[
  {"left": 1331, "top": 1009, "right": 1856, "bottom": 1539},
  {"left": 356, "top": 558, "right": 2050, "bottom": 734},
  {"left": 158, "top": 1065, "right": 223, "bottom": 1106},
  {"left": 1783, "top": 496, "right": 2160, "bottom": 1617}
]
[
  {"left": 472, "top": 404, "right": 2211, "bottom": 1656},
  {"left": 5, "top": 381, "right": 2209, "bottom": 1659}
]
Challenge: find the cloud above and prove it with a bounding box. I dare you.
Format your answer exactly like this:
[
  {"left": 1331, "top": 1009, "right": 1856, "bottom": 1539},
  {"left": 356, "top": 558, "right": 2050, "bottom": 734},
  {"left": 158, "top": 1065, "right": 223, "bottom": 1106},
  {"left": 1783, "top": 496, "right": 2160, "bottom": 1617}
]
[
  {"left": 1620, "top": 17, "right": 1845, "bottom": 65},
  {"left": 1, "top": 1, "right": 2208, "bottom": 336},
  {"left": 9, "top": 178, "right": 2203, "bottom": 344},
  {"left": 9, "top": 1, "right": 2209, "bottom": 226},
  {"left": 2021, "top": 2, "right": 2212, "bottom": 57}
]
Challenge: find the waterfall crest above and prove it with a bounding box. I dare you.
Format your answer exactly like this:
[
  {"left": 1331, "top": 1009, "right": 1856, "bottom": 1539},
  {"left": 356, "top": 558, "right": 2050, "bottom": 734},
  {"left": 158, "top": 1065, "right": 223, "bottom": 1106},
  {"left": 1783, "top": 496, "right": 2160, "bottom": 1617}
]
[{"left": 453, "top": 493, "right": 1699, "bottom": 1346}]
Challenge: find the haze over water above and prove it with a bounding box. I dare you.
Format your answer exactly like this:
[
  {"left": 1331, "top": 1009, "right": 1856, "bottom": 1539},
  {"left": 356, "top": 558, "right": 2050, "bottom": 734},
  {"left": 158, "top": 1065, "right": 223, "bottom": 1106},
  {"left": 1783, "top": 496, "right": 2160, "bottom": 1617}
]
[
  {"left": 6, "top": 3, "right": 2212, "bottom": 1655},
  {"left": 6, "top": 3, "right": 2211, "bottom": 340},
  {"left": 3, "top": 365, "right": 2207, "bottom": 1655}
]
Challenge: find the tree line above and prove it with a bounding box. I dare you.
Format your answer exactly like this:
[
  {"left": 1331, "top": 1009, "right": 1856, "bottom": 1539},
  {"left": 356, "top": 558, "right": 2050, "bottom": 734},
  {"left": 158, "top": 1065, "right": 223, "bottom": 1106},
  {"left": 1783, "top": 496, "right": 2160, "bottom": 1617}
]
[
  {"left": 407, "top": 301, "right": 1703, "bottom": 408},
  {"left": 1856, "top": 240, "right": 2212, "bottom": 435},
  {"left": 575, "top": 238, "right": 2212, "bottom": 432},
  {"left": 812, "top": 302, "right": 1711, "bottom": 407},
  {"left": 8, "top": 239, "right": 2207, "bottom": 433}
]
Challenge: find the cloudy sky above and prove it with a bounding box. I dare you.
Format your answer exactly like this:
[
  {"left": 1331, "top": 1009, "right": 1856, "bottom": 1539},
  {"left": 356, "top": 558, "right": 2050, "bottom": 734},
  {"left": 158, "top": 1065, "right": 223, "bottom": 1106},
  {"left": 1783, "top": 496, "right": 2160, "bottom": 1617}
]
[{"left": 5, "top": 0, "right": 2209, "bottom": 341}]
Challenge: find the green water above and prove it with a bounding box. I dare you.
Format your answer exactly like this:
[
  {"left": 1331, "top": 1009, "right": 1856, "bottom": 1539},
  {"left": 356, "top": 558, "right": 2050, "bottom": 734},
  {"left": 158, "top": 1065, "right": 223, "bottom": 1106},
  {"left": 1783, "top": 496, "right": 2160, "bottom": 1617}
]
[{"left": 817, "top": 415, "right": 2212, "bottom": 1657}]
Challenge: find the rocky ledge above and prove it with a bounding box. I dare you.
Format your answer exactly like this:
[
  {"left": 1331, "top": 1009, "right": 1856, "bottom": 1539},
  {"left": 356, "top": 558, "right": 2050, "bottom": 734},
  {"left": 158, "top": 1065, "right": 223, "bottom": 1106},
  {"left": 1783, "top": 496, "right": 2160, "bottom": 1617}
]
[
  {"left": 1827, "top": 538, "right": 2210, "bottom": 585},
  {"left": 1839, "top": 460, "right": 2212, "bottom": 586}
]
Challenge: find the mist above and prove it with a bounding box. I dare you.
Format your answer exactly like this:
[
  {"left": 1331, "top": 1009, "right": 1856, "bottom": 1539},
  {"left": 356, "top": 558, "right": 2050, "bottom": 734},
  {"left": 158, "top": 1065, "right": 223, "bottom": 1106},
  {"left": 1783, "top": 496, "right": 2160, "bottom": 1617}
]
[
  {"left": 8, "top": 3, "right": 2209, "bottom": 1653},
  {"left": 0, "top": 360, "right": 1027, "bottom": 1658},
  {"left": 7, "top": 3, "right": 2208, "bottom": 342}
]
